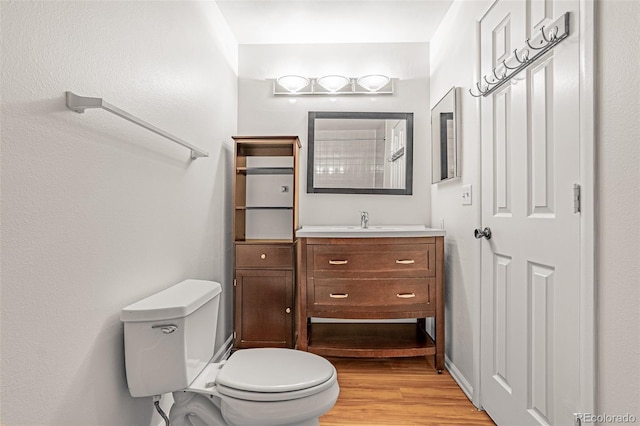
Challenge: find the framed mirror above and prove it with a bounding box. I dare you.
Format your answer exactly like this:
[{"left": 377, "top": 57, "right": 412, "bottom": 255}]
[
  {"left": 307, "top": 111, "right": 413, "bottom": 195},
  {"left": 431, "top": 87, "right": 460, "bottom": 183}
]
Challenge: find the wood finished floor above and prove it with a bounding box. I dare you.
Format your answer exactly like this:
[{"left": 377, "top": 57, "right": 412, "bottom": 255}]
[{"left": 320, "top": 357, "right": 495, "bottom": 426}]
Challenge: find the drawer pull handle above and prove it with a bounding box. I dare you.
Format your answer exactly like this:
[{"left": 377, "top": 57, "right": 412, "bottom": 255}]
[
  {"left": 396, "top": 293, "right": 416, "bottom": 299},
  {"left": 396, "top": 259, "right": 415, "bottom": 264},
  {"left": 260, "top": 254, "right": 267, "bottom": 259},
  {"left": 329, "top": 293, "right": 349, "bottom": 299},
  {"left": 285, "top": 307, "right": 291, "bottom": 314},
  {"left": 328, "top": 260, "right": 348, "bottom": 265}
]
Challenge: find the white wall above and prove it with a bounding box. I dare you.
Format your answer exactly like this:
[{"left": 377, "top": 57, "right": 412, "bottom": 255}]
[
  {"left": 596, "top": 0, "right": 640, "bottom": 417},
  {"left": 429, "top": 0, "right": 491, "bottom": 403},
  {"left": 238, "top": 43, "right": 430, "bottom": 227},
  {"left": 0, "top": 2, "right": 237, "bottom": 425},
  {"left": 430, "top": 0, "right": 640, "bottom": 417}
]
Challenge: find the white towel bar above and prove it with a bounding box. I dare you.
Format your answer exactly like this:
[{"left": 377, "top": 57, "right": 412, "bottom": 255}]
[{"left": 65, "top": 91, "right": 208, "bottom": 159}]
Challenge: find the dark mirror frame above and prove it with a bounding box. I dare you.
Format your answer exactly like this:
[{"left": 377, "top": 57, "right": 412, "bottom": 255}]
[{"left": 307, "top": 111, "right": 414, "bottom": 195}]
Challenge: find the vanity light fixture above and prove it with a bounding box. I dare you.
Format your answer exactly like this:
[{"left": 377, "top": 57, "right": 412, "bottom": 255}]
[
  {"left": 356, "top": 74, "right": 391, "bottom": 92},
  {"left": 275, "top": 75, "right": 310, "bottom": 93},
  {"left": 273, "top": 74, "right": 394, "bottom": 96}
]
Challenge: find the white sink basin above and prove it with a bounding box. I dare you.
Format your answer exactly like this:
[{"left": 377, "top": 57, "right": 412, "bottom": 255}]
[{"left": 296, "top": 224, "right": 446, "bottom": 238}]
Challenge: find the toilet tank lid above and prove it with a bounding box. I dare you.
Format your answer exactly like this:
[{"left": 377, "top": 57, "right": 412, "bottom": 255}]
[{"left": 120, "top": 280, "right": 222, "bottom": 323}]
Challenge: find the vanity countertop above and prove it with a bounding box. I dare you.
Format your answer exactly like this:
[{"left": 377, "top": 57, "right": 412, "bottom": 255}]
[{"left": 296, "top": 225, "right": 446, "bottom": 238}]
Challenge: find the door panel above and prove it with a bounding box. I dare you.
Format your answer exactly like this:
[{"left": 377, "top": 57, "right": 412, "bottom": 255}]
[
  {"left": 479, "top": 0, "right": 581, "bottom": 424},
  {"left": 528, "top": 55, "right": 555, "bottom": 217},
  {"left": 493, "top": 86, "right": 512, "bottom": 216},
  {"left": 528, "top": 262, "right": 555, "bottom": 424},
  {"left": 493, "top": 253, "right": 512, "bottom": 392}
]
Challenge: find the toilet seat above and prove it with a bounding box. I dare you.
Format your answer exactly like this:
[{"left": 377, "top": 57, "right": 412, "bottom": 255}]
[{"left": 216, "top": 348, "right": 337, "bottom": 402}]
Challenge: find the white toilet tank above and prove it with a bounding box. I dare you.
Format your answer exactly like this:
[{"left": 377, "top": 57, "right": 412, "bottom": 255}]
[{"left": 120, "top": 279, "right": 222, "bottom": 397}]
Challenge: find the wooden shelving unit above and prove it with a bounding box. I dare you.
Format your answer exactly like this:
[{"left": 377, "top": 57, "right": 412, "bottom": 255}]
[{"left": 232, "top": 136, "right": 300, "bottom": 349}]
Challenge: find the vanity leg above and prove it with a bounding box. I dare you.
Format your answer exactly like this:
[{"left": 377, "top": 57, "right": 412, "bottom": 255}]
[
  {"left": 296, "top": 239, "right": 309, "bottom": 351},
  {"left": 435, "top": 235, "right": 445, "bottom": 373}
]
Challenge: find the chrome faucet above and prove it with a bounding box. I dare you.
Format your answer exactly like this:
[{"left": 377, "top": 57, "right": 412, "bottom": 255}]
[{"left": 360, "top": 211, "right": 369, "bottom": 229}]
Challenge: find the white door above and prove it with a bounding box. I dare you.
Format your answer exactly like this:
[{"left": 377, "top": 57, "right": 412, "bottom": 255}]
[{"left": 479, "top": 0, "right": 582, "bottom": 424}]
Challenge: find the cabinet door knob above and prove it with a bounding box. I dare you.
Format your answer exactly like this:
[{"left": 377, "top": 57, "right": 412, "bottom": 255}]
[
  {"left": 260, "top": 253, "right": 267, "bottom": 259},
  {"left": 396, "top": 259, "right": 415, "bottom": 264},
  {"left": 328, "top": 260, "right": 348, "bottom": 265},
  {"left": 285, "top": 307, "right": 291, "bottom": 314},
  {"left": 329, "top": 293, "right": 349, "bottom": 299}
]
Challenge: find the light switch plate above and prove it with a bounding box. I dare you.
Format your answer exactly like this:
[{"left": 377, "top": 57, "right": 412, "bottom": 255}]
[{"left": 462, "top": 185, "right": 472, "bottom": 205}]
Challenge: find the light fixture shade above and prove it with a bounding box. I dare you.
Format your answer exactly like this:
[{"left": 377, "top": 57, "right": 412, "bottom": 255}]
[
  {"left": 356, "top": 74, "right": 391, "bottom": 92},
  {"left": 317, "top": 75, "right": 350, "bottom": 93},
  {"left": 276, "top": 75, "right": 310, "bottom": 93}
]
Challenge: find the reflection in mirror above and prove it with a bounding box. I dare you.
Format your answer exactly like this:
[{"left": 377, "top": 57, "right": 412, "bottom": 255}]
[
  {"left": 431, "top": 87, "right": 460, "bottom": 183},
  {"left": 308, "top": 111, "right": 413, "bottom": 195}
]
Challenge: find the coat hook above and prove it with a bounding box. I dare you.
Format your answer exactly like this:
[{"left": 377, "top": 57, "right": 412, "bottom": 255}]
[
  {"left": 469, "top": 81, "right": 489, "bottom": 97},
  {"left": 503, "top": 58, "right": 519, "bottom": 71},
  {"left": 541, "top": 25, "right": 559, "bottom": 43},
  {"left": 493, "top": 67, "right": 507, "bottom": 81},
  {"left": 514, "top": 48, "right": 530, "bottom": 64},
  {"left": 525, "top": 36, "right": 545, "bottom": 50}
]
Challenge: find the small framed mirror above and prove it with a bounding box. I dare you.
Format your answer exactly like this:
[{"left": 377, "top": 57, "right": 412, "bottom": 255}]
[
  {"left": 308, "top": 111, "right": 413, "bottom": 195},
  {"left": 431, "top": 87, "right": 460, "bottom": 183}
]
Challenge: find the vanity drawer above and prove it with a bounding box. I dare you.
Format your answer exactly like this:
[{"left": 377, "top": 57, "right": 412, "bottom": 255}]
[
  {"left": 311, "top": 244, "right": 435, "bottom": 278},
  {"left": 311, "top": 278, "right": 434, "bottom": 313},
  {"left": 236, "top": 244, "right": 293, "bottom": 269}
]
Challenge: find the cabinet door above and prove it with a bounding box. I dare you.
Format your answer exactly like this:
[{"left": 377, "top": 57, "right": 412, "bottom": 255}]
[{"left": 235, "top": 269, "right": 293, "bottom": 348}]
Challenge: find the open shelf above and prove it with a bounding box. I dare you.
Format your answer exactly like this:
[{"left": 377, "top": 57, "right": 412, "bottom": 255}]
[
  {"left": 236, "top": 206, "right": 293, "bottom": 210},
  {"left": 237, "top": 167, "right": 294, "bottom": 175},
  {"left": 307, "top": 322, "right": 435, "bottom": 358}
]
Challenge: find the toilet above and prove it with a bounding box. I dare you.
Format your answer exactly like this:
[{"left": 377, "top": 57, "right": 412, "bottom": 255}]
[{"left": 120, "top": 279, "right": 339, "bottom": 426}]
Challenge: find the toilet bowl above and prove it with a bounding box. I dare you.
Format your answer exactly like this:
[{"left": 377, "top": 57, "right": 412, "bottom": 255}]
[
  {"left": 120, "top": 280, "right": 339, "bottom": 426},
  {"left": 170, "top": 348, "right": 339, "bottom": 426}
]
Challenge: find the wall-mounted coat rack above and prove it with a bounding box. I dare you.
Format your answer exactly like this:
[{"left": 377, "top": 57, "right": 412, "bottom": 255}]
[
  {"left": 470, "top": 12, "right": 570, "bottom": 97},
  {"left": 65, "top": 92, "right": 208, "bottom": 159}
]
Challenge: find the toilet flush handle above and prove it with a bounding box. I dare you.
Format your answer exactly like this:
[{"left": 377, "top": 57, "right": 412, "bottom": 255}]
[{"left": 152, "top": 324, "right": 178, "bottom": 334}]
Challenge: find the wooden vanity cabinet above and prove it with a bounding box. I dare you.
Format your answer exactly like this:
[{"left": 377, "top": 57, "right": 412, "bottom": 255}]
[
  {"left": 296, "top": 236, "right": 445, "bottom": 372},
  {"left": 232, "top": 136, "right": 300, "bottom": 349}
]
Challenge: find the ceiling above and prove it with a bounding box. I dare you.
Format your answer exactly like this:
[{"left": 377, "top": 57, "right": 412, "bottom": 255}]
[{"left": 215, "top": 0, "right": 454, "bottom": 44}]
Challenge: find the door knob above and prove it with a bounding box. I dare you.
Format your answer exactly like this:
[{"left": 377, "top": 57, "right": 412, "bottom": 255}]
[{"left": 474, "top": 227, "right": 492, "bottom": 240}]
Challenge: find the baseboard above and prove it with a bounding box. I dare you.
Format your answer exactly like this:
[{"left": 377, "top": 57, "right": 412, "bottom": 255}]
[
  {"left": 445, "top": 355, "right": 476, "bottom": 407},
  {"left": 213, "top": 334, "right": 233, "bottom": 362}
]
